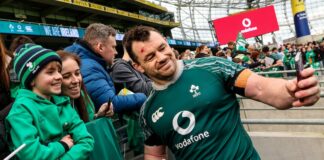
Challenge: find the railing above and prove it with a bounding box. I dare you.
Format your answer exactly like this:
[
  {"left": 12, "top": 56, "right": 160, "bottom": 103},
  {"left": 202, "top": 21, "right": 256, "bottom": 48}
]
[
  {"left": 239, "top": 69, "right": 324, "bottom": 125},
  {"left": 256, "top": 68, "right": 324, "bottom": 78},
  {"left": 237, "top": 92, "right": 324, "bottom": 100},
  {"left": 256, "top": 68, "right": 324, "bottom": 75},
  {"left": 242, "top": 119, "right": 324, "bottom": 125}
]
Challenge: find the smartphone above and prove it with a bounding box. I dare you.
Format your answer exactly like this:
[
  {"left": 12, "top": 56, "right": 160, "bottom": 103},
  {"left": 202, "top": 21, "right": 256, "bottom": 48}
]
[
  {"left": 295, "top": 51, "right": 304, "bottom": 81},
  {"left": 107, "top": 98, "right": 111, "bottom": 111},
  {"left": 294, "top": 51, "right": 304, "bottom": 102}
]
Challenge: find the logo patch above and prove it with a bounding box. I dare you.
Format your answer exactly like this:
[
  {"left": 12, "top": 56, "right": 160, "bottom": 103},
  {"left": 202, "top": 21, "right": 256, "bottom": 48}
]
[
  {"left": 189, "top": 84, "right": 201, "bottom": 98},
  {"left": 172, "top": 111, "right": 195, "bottom": 135},
  {"left": 26, "top": 62, "right": 35, "bottom": 71},
  {"left": 152, "top": 107, "right": 164, "bottom": 123}
]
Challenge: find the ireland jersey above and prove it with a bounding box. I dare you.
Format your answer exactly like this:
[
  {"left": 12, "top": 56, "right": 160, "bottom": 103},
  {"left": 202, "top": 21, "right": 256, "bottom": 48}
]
[{"left": 140, "top": 57, "right": 260, "bottom": 160}]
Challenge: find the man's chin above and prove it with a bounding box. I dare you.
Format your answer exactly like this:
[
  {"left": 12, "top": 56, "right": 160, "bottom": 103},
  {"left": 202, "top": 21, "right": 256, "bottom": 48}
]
[
  {"left": 107, "top": 61, "right": 113, "bottom": 66},
  {"left": 158, "top": 70, "right": 176, "bottom": 80}
]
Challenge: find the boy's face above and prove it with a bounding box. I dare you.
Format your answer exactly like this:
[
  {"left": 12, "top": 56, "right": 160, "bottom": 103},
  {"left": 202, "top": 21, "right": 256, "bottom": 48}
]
[{"left": 31, "top": 61, "right": 62, "bottom": 100}]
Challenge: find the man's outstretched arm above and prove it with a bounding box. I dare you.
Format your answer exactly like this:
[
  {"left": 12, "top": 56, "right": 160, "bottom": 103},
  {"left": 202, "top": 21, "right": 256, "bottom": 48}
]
[{"left": 244, "top": 68, "right": 320, "bottom": 109}]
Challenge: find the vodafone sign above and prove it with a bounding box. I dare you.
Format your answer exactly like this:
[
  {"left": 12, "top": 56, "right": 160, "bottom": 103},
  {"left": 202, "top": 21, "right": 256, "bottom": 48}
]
[{"left": 212, "top": 5, "right": 279, "bottom": 45}]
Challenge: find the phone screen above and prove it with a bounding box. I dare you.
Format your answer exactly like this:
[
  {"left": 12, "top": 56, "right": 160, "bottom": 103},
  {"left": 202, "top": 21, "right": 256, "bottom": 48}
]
[{"left": 294, "top": 52, "right": 304, "bottom": 81}]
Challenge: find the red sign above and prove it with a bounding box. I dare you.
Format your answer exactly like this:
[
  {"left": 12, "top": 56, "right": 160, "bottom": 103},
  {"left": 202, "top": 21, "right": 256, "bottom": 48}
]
[{"left": 212, "top": 5, "right": 279, "bottom": 45}]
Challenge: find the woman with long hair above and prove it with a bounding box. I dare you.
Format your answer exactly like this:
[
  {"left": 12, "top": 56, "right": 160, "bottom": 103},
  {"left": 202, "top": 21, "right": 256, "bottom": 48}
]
[
  {"left": 195, "top": 45, "right": 211, "bottom": 58},
  {"left": 0, "top": 34, "right": 13, "bottom": 159},
  {"left": 57, "top": 50, "right": 113, "bottom": 122},
  {"left": 0, "top": 35, "right": 12, "bottom": 109}
]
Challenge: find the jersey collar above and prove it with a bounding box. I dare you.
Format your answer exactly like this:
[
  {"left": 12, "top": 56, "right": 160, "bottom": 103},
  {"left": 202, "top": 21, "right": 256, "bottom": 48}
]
[{"left": 152, "top": 60, "right": 184, "bottom": 91}]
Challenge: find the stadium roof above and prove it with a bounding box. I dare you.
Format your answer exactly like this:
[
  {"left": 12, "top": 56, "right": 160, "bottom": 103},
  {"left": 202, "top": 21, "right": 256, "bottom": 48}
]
[{"left": 149, "top": 0, "right": 324, "bottom": 45}]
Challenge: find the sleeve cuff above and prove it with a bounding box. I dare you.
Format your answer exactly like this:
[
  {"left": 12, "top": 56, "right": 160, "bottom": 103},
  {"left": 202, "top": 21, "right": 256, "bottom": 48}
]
[{"left": 59, "top": 141, "right": 69, "bottom": 152}]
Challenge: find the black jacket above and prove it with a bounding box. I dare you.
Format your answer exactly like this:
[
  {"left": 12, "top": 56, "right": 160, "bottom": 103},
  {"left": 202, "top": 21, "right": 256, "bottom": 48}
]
[{"left": 110, "top": 59, "right": 152, "bottom": 96}]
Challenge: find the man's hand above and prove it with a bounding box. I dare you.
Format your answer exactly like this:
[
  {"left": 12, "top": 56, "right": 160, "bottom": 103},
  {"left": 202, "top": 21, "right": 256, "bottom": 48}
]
[{"left": 286, "top": 68, "right": 320, "bottom": 107}]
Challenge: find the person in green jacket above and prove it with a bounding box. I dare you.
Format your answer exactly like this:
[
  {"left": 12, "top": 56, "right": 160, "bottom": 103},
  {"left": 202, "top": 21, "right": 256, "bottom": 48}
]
[
  {"left": 6, "top": 44, "right": 94, "bottom": 160},
  {"left": 306, "top": 47, "right": 321, "bottom": 70}
]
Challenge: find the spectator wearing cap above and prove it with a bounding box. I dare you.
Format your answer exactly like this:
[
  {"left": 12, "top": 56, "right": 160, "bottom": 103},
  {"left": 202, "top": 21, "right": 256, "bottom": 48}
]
[{"left": 6, "top": 43, "right": 94, "bottom": 159}]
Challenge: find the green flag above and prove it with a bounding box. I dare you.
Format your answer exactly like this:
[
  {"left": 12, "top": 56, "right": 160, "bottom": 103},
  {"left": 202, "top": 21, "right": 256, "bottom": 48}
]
[{"left": 235, "top": 32, "right": 248, "bottom": 52}]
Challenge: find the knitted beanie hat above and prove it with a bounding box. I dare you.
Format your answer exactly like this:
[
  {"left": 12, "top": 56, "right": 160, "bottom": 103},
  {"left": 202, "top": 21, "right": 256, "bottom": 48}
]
[{"left": 13, "top": 43, "right": 61, "bottom": 88}]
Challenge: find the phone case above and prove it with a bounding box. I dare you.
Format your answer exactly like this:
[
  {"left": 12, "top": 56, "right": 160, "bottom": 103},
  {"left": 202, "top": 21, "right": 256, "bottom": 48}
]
[{"left": 295, "top": 52, "right": 304, "bottom": 81}]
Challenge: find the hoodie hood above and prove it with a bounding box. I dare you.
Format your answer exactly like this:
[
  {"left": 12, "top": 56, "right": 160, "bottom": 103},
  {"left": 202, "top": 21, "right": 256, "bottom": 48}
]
[{"left": 15, "top": 89, "right": 70, "bottom": 106}]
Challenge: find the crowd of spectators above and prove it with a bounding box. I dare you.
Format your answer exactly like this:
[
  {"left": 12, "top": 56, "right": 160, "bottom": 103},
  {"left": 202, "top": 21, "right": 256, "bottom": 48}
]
[
  {"left": 0, "top": 22, "right": 322, "bottom": 159},
  {"left": 176, "top": 40, "right": 324, "bottom": 77}
]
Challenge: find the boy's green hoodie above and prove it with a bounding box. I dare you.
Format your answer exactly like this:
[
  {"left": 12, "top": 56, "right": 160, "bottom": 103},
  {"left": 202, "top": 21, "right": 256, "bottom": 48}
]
[{"left": 6, "top": 89, "right": 94, "bottom": 160}]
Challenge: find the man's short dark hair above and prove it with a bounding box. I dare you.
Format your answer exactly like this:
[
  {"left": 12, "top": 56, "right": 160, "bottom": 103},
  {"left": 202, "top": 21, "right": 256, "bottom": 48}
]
[
  {"left": 227, "top": 41, "right": 235, "bottom": 46},
  {"left": 245, "top": 44, "right": 250, "bottom": 49},
  {"left": 271, "top": 47, "right": 277, "bottom": 52},
  {"left": 262, "top": 46, "right": 270, "bottom": 53},
  {"left": 123, "top": 26, "right": 160, "bottom": 63}
]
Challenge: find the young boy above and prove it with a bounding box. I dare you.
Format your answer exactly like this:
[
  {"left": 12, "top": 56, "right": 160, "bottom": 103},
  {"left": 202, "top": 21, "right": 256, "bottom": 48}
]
[{"left": 6, "top": 44, "right": 94, "bottom": 159}]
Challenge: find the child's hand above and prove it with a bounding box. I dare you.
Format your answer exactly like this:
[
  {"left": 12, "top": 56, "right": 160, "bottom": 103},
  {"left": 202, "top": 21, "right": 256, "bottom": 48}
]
[{"left": 60, "top": 134, "right": 74, "bottom": 149}]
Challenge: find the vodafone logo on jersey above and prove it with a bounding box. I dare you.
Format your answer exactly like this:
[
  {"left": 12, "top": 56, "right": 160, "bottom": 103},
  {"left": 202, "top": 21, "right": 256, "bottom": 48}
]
[
  {"left": 173, "top": 111, "right": 210, "bottom": 150},
  {"left": 212, "top": 5, "right": 279, "bottom": 45},
  {"left": 172, "top": 111, "right": 195, "bottom": 135}
]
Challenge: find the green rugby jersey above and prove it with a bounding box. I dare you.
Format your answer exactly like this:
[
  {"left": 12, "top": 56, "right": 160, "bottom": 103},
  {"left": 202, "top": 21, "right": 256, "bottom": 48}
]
[{"left": 140, "top": 57, "right": 260, "bottom": 160}]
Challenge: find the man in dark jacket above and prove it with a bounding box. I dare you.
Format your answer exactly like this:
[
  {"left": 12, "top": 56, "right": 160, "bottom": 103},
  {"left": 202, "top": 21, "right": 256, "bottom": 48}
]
[
  {"left": 110, "top": 48, "right": 153, "bottom": 156},
  {"left": 65, "top": 23, "right": 146, "bottom": 113},
  {"left": 111, "top": 48, "right": 152, "bottom": 96}
]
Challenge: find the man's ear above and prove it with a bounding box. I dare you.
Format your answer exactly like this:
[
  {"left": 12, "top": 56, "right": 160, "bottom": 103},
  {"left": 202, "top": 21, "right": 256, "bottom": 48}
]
[
  {"left": 92, "top": 41, "right": 102, "bottom": 55},
  {"left": 30, "top": 80, "right": 35, "bottom": 87},
  {"left": 97, "top": 42, "right": 104, "bottom": 52},
  {"left": 132, "top": 63, "right": 145, "bottom": 73}
]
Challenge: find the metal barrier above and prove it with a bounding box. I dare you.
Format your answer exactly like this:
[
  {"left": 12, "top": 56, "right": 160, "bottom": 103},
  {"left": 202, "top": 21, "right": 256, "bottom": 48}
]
[
  {"left": 240, "top": 107, "right": 324, "bottom": 110},
  {"left": 255, "top": 68, "right": 324, "bottom": 78},
  {"left": 256, "top": 68, "right": 324, "bottom": 75},
  {"left": 238, "top": 70, "right": 324, "bottom": 125},
  {"left": 237, "top": 92, "right": 324, "bottom": 100},
  {"left": 242, "top": 119, "right": 324, "bottom": 125}
]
